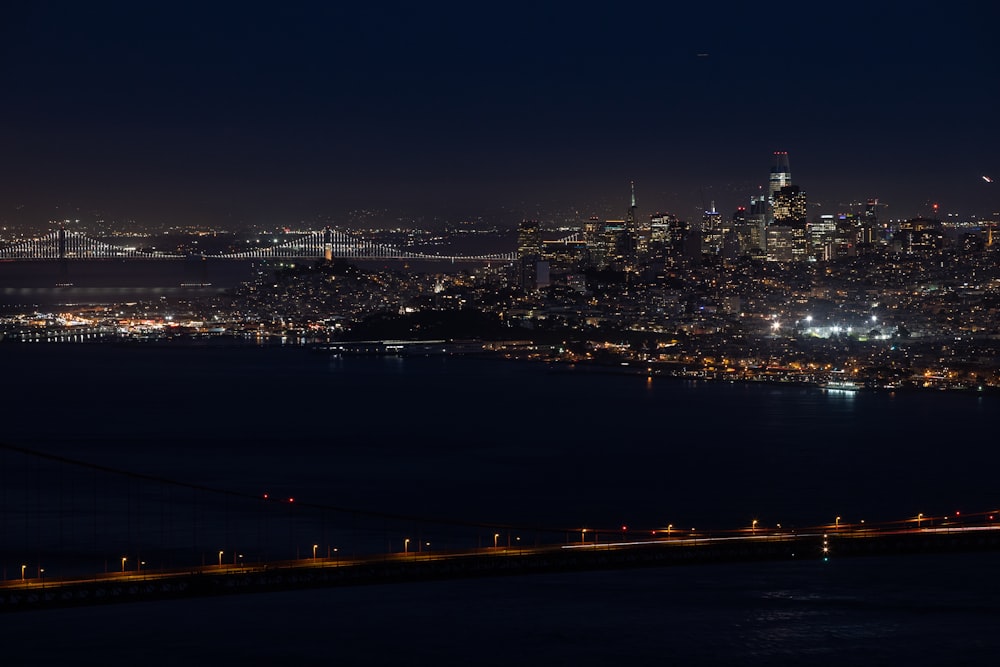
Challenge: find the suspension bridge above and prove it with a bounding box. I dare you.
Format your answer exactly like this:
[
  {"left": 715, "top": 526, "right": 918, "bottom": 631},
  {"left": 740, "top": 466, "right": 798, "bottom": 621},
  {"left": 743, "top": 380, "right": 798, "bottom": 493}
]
[
  {"left": 0, "top": 228, "right": 517, "bottom": 262},
  {"left": 3, "top": 439, "right": 1000, "bottom": 612}
]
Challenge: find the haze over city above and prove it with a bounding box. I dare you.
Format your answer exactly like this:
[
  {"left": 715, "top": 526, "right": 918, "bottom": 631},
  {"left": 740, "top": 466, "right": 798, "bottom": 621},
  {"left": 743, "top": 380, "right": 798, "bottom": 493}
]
[{"left": 1, "top": 2, "right": 996, "bottom": 230}]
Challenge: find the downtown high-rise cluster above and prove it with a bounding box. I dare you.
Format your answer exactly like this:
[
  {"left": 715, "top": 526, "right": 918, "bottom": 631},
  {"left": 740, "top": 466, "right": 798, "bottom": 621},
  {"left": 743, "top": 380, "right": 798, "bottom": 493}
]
[{"left": 517, "top": 152, "right": 960, "bottom": 289}]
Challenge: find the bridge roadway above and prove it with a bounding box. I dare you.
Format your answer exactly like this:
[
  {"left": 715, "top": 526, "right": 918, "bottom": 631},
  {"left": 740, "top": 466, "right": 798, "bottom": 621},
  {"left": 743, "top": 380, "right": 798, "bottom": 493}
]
[{"left": 4, "top": 522, "right": 1000, "bottom": 613}]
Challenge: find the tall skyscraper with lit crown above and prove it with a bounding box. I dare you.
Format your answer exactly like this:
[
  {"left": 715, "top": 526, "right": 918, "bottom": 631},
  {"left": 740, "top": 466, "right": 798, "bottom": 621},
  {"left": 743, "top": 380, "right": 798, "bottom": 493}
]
[{"left": 768, "top": 151, "right": 792, "bottom": 202}]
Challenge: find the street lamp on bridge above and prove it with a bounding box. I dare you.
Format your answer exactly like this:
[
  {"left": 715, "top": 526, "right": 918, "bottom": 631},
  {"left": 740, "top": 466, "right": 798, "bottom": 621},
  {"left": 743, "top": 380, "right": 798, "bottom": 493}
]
[
  {"left": 313, "top": 544, "right": 318, "bottom": 560},
  {"left": 121, "top": 556, "right": 127, "bottom": 573},
  {"left": 218, "top": 550, "right": 223, "bottom": 567}
]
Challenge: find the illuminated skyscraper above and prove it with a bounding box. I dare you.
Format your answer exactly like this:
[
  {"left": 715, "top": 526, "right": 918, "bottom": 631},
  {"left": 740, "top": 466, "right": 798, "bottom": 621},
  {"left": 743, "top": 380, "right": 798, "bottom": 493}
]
[
  {"left": 863, "top": 199, "right": 881, "bottom": 226},
  {"left": 650, "top": 212, "right": 685, "bottom": 257},
  {"left": 772, "top": 185, "right": 807, "bottom": 225},
  {"left": 732, "top": 206, "right": 762, "bottom": 256},
  {"left": 746, "top": 189, "right": 768, "bottom": 254},
  {"left": 768, "top": 184, "right": 808, "bottom": 261},
  {"left": 861, "top": 198, "right": 885, "bottom": 246},
  {"left": 768, "top": 151, "right": 792, "bottom": 202},
  {"left": 517, "top": 219, "right": 541, "bottom": 258},
  {"left": 602, "top": 220, "right": 629, "bottom": 270},
  {"left": 517, "top": 219, "right": 541, "bottom": 288},
  {"left": 765, "top": 224, "right": 808, "bottom": 262},
  {"left": 809, "top": 214, "right": 838, "bottom": 261},
  {"left": 701, "top": 201, "right": 724, "bottom": 255},
  {"left": 583, "top": 216, "right": 605, "bottom": 267},
  {"left": 625, "top": 181, "right": 638, "bottom": 231}
]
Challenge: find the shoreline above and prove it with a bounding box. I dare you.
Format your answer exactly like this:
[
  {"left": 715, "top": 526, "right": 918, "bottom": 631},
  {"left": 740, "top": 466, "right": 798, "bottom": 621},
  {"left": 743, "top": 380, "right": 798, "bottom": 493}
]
[{"left": 2, "top": 335, "right": 996, "bottom": 396}]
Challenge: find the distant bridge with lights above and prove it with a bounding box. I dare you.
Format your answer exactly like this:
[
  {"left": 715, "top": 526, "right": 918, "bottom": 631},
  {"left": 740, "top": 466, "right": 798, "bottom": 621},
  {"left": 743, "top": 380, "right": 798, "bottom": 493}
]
[{"left": 0, "top": 228, "right": 517, "bottom": 262}]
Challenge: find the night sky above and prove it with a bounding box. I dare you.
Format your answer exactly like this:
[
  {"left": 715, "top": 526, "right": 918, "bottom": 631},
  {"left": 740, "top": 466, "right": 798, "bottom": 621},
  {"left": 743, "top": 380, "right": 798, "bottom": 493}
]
[{"left": 1, "top": 1, "right": 996, "bottom": 229}]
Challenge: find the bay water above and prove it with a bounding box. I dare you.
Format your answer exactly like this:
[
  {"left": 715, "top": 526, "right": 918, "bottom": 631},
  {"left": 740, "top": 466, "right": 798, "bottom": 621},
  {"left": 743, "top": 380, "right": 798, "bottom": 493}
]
[{"left": 1, "top": 342, "right": 998, "bottom": 665}]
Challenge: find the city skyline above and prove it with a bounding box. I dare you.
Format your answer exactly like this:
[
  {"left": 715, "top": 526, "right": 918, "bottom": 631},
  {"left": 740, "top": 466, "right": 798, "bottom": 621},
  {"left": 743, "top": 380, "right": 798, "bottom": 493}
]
[{"left": 1, "top": 2, "right": 996, "bottom": 229}]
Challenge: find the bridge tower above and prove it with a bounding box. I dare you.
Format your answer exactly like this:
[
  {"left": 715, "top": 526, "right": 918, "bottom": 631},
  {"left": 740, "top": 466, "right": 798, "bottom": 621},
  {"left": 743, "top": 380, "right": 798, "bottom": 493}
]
[
  {"left": 323, "top": 227, "right": 334, "bottom": 262},
  {"left": 57, "top": 227, "right": 70, "bottom": 284}
]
